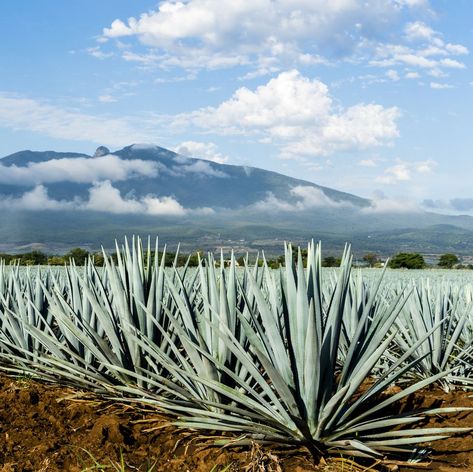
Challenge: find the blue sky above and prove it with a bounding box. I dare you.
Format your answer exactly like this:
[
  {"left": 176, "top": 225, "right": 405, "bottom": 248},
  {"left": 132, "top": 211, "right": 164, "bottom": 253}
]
[{"left": 1, "top": 0, "right": 472, "bottom": 212}]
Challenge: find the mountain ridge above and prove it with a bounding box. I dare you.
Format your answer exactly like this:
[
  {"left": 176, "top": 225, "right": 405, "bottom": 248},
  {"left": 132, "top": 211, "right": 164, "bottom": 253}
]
[
  {"left": 1, "top": 144, "right": 473, "bottom": 255},
  {"left": 0, "top": 144, "right": 371, "bottom": 209}
]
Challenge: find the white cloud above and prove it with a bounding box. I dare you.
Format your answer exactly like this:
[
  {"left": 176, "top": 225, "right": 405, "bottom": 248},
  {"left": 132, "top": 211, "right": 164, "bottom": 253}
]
[
  {"left": 84, "top": 180, "right": 191, "bottom": 215},
  {"left": 182, "top": 70, "right": 331, "bottom": 131},
  {"left": 175, "top": 141, "right": 229, "bottom": 164},
  {"left": 291, "top": 185, "right": 350, "bottom": 208},
  {"left": 85, "top": 181, "right": 146, "bottom": 214},
  {"left": 376, "top": 163, "right": 411, "bottom": 184},
  {"left": 174, "top": 70, "right": 399, "bottom": 157},
  {"left": 177, "top": 160, "right": 228, "bottom": 177},
  {"left": 0, "top": 181, "right": 214, "bottom": 216},
  {"left": 0, "top": 155, "right": 158, "bottom": 185},
  {"left": 0, "top": 186, "right": 76, "bottom": 211},
  {"left": 0, "top": 94, "right": 152, "bottom": 147},
  {"left": 252, "top": 192, "right": 296, "bottom": 212},
  {"left": 415, "top": 160, "right": 436, "bottom": 173},
  {"left": 439, "top": 58, "right": 465, "bottom": 69},
  {"left": 122, "top": 49, "right": 250, "bottom": 71},
  {"left": 102, "top": 0, "right": 432, "bottom": 72},
  {"left": 362, "top": 195, "right": 421, "bottom": 213},
  {"left": 99, "top": 1, "right": 467, "bottom": 90},
  {"left": 404, "top": 21, "right": 435, "bottom": 41},
  {"left": 285, "top": 103, "right": 399, "bottom": 157},
  {"left": 370, "top": 21, "right": 468, "bottom": 77},
  {"left": 444, "top": 43, "right": 468, "bottom": 55},
  {"left": 375, "top": 159, "right": 436, "bottom": 184},
  {"left": 87, "top": 47, "right": 114, "bottom": 59},
  {"left": 252, "top": 185, "right": 352, "bottom": 212},
  {"left": 430, "top": 81, "right": 454, "bottom": 89}
]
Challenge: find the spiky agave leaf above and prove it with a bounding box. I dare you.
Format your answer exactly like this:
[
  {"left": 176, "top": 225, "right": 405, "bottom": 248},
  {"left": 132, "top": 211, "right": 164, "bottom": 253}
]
[
  {"left": 392, "top": 280, "right": 473, "bottom": 391},
  {"left": 104, "top": 241, "right": 471, "bottom": 459}
]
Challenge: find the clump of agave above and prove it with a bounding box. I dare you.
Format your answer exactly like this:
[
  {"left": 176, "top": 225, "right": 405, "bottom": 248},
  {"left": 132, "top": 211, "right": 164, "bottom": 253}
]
[
  {"left": 0, "top": 237, "right": 471, "bottom": 462},
  {"left": 390, "top": 279, "right": 473, "bottom": 391}
]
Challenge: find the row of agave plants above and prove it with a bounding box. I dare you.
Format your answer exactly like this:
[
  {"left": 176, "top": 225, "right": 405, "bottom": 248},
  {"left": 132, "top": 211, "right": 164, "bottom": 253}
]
[{"left": 0, "top": 237, "right": 472, "bottom": 463}]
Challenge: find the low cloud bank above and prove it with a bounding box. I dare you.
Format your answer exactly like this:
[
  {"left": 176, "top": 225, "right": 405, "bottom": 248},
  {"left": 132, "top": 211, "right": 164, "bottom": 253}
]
[
  {"left": 0, "top": 155, "right": 158, "bottom": 185},
  {"left": 423, "top": 198, "right": 473, "bottom": 214},
  {"left": 252, "top": 185, "right": 354, "bottom": 212},
  {"left": 362, "top": 191, "right": 422, "bottom": 214},
  {"left": 0, "top": 181, "right": 213, "bottom": 216},
  {"left": 252, "top": 186, "right": 424, "bottom": 215},
  {"left": 0, "top": 152, "right": 229, "bottom": 186}
]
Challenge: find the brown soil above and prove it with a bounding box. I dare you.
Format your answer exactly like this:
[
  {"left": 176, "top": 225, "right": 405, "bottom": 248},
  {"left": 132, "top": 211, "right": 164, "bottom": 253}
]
[
  {"left": 0, "top": 375, "right": 472, "bottom": 472},
  {"left": 401, "top": 388, "right": 473, "bottom": 472}
]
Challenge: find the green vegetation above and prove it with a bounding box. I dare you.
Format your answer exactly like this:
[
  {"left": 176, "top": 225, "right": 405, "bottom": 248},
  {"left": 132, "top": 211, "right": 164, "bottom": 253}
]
[
  {"left": 322, "top": 255, "right": 341, "bottom": 267},
  {"left": 438, "top": 253, "right": 460, "bottom": 268},
  {"left": 0, "top": 247, "right": 468, "bottom": 273},
  {"left": 0, "top": 236, "right": 471, "bottom": 464},
  {"left": 0, "top": 249, "right": 93, "bottom": 266},
  {"left": 0, "top": 247, "right": 203, "bottom": 267},
  {"left": 388, "top": 252, "right": 425, "bottom": 269}
]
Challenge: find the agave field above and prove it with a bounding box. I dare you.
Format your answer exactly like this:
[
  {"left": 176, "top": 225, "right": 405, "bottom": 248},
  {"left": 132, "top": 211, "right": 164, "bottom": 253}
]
[{"left": 1, "top": 237, "right": 473, "bottom": 469}]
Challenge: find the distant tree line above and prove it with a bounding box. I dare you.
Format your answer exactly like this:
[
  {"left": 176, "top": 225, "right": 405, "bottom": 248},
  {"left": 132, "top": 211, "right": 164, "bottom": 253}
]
[
  {"left": 0, "top": 248, "right": 203, "bottom": 267},
  {"left": 242, "top": 248, "right": 343, "bottom": 270},
  {"left": 0, "top": 247, "right": 471, "bottom": 270},
  {"left": 386, "top": 252, "right": 472, "bottom": 270}
]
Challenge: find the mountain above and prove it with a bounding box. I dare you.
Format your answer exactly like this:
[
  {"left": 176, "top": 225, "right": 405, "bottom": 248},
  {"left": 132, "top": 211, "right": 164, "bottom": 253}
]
[
  {"left": 1, "top": 144, "right": 473, "bottom": 256},
  {"left": 0, "top": 144, "right": 369, "bottom": 208}
]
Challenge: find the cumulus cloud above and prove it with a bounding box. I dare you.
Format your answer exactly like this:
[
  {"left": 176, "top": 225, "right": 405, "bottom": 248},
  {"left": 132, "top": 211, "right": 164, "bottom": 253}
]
[
  {"left": 98, "top": 1, "right": 468, "bottom": 89},
  {"left": 84, "top": 180, "right": 192, "bottom": 215},
  {"left": 174, "top": 70, "right": 399, "bottom": 158},
  {"left": 0, "top": 182, "right": 214, "bottom": 216},
  {"left": 375, "top": 159, "right": 436, "bottom": 184},
  {"left": 175, "top": 141, "right": 229, "bottom": 164},
  {"left": 101, "top": 0, "right": 433, "bottom": 73},
  {"left": 404, "top": 21, "right": 435, "bottom": 41},
  {"left": 0, "top": 155, "right": 158, "bottom": 185},
  {"left": 252, "top": 185, "right": 353, "bottom": 212},
  {"left": 0, "top": 94, "right": 153, "bottom": 147}
]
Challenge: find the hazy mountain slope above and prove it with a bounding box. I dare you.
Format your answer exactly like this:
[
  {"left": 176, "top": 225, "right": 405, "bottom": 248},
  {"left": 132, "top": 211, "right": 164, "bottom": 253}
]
[
  {"left": 1, "top": 144, "right": 473, "bottom": 255},
  {"left": 0, "top": 145, "right": 370, "bottom": 209},
  {"left": 114, "top": 145, "right": 371, "bottom": 208}
]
